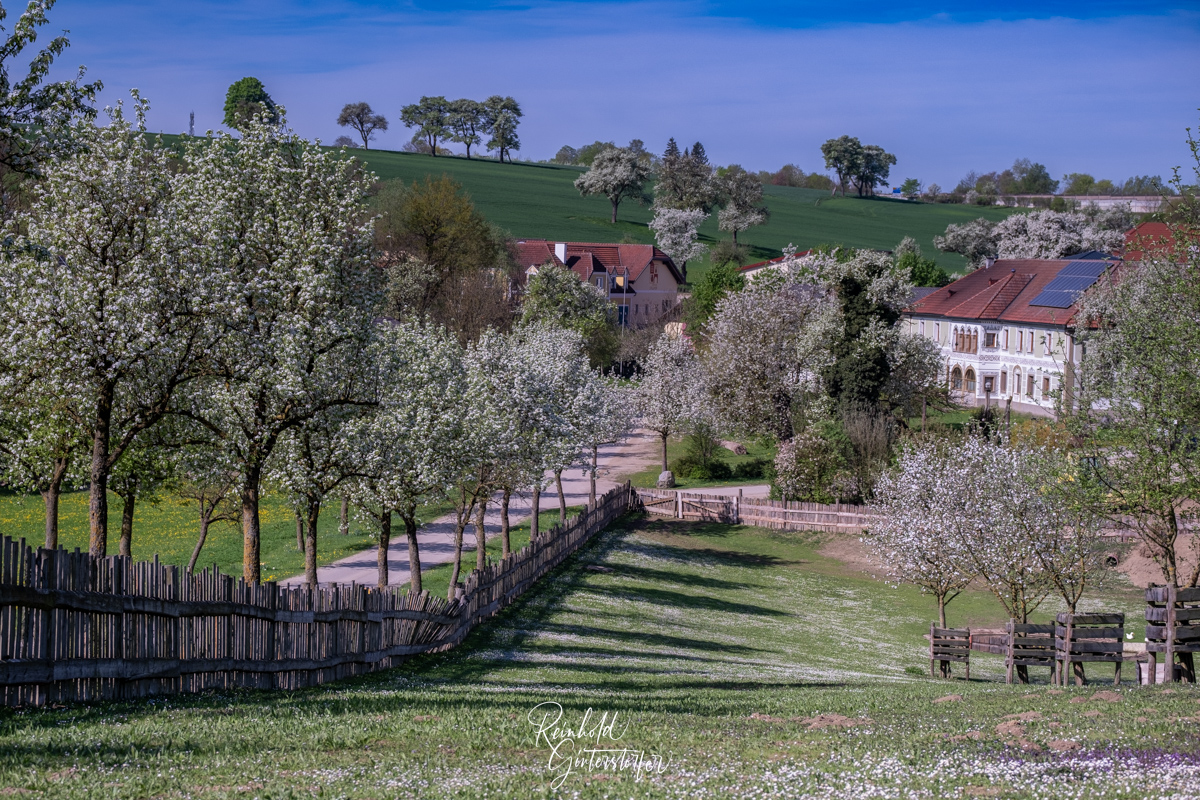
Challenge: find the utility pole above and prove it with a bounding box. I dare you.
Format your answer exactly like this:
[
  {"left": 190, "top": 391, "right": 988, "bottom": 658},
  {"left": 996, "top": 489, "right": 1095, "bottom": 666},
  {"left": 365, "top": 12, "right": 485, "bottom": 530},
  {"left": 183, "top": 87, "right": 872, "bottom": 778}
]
[{"left": 189, "top": 111, "right": 194, "bottom": 137}]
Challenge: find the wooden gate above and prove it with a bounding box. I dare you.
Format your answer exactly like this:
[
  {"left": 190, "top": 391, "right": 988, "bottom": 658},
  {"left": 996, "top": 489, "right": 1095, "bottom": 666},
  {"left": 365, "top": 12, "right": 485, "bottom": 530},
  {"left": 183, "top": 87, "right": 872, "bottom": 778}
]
[{"left": 678, "top": 492, "right": 736, "bottom": 523}]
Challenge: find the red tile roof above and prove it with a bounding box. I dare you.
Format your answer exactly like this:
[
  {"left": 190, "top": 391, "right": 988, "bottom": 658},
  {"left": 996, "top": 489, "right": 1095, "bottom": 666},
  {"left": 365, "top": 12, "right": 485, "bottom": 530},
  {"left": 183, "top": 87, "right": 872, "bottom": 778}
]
[
  {"left": 905, "top": 259, "right": 1116, "bottom": 327},
  {"left": 1124, "top": 221, "right": 1198, "bottom": 261},
  {"left": 515, "top": 240, "right": 684, "bottom": 284}
]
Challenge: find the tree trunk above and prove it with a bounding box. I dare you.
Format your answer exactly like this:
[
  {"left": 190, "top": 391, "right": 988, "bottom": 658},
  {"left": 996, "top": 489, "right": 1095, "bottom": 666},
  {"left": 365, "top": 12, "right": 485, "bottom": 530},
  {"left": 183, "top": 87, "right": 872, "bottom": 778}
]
[
  {"left": 589, "top": 444, "right": 597, "bottom": 508},
  {"left": 500, "top": 488, "right": 512, "bottom": 557},
  {"left": 401, "top": 511, "right": 421, "bottom": 593},
  {"left": 41, "top": 457, "right": 68, "bottom": 550},
  {"left": 446, "top": 495, "right": 476, "bottom": 601},
  {"left": 530, "top": 485, "right": 540, "bottom": 540},
  {"left": 732, "top": 229, "right": 739, "bottom": 246},
  {"left": 187, "top": 514, "right": 210, "bottom": 574},
  {"left": 339, "top": 495, "right": 350, "bottom": 536},
  {"left": 660, "top": 432, "right": 669, "bottom": 473},
  {"left": 921, "top": 397, "right": 927, "bottom": 434},
  {"left": 555, "top": 469, "right": 566, "bottom": 524},
  {"left": 610, "top": 198, "right": 619, "bottom": 224},
  {"left": 241, "top": 466, "right": 263, "bottom": 584},
  {"left": 938, "top": 595, "right": 947, "bottom": 629},
  {"left": 118, "top": 489, "right": 136, "bottom": 558},
  {"left": 304, "top": 498, "right": 321, "bottom": 586},
  {"left": 88, "top": 384, "right": 116, "bottom": 557},
  {"left": 295, "top": 507, "right": 305, "bottom": 552},
  {"left": 380, "top": 510, "right": 393, "bottom": 590},
  {"left": 475, "top": 495, "right": 488, "bottom": 571}
]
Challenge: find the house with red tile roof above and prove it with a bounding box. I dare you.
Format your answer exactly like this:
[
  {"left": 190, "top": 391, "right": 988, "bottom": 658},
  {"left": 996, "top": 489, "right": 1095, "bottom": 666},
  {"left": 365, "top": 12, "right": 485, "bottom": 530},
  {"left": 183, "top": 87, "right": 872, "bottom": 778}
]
[
  {"left": 903, "top": 256, "right": 1119, "bottom": 417},
  {"left": 514, "top": 240, "right": 684, "bottom": 327}
]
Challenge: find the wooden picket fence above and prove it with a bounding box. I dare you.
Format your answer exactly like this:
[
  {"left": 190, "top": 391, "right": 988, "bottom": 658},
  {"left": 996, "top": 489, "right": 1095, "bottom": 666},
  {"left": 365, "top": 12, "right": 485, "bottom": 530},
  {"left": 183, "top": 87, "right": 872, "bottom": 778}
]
[
  {"left": 0, "top": 482, "right": 637, "bottom": 707},
  {"left": 636, "top": 488, "right": 876, "bottom": 533}
]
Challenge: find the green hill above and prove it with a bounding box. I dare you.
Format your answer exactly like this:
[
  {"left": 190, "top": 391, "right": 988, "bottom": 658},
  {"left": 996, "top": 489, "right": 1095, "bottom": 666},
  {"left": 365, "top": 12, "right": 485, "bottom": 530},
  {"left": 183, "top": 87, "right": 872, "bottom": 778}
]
[
  {"left": 152, "top": 135, "right": 1017, "bottom": 282},
  {"left": 349, "top": 147, "right": 1019, "bottom": 281}
]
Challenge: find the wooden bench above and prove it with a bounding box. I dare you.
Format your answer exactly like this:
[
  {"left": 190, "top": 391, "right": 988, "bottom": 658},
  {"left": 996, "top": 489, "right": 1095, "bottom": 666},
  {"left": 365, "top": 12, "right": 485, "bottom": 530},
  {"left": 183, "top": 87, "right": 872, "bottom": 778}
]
[
  {"left": 1055, "top": 612, "right": 1124, "bottom": 686},
  {"left": 929, "top": 624, "right": 970, "bottom": 679},
  {"left": 1145, "top": 585, "right": 1200, "bottom": 684}
]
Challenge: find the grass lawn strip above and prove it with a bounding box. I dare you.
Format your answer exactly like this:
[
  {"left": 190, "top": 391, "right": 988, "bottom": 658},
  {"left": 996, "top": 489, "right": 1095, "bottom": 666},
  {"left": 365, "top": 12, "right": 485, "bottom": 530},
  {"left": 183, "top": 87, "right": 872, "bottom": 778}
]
[{"left": 0, "top": 516, "right": 1194, "bottom": 799}]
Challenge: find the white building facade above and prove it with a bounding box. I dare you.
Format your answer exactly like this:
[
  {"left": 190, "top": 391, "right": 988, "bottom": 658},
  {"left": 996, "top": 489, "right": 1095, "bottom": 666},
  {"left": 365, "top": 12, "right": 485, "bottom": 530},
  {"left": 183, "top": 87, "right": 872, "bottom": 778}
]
[{"left": 902, "top": 258, "right": 1102, "bottom": 417}]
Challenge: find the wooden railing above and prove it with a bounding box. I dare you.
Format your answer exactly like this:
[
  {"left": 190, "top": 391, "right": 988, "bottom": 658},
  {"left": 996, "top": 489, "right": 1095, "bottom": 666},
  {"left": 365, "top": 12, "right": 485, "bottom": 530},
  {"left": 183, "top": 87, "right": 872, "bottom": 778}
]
[
  {"left": 0, "top": 482, "right": 637, "bottom": 706},
  {"left": 636, "top": 488, "right": 877, "bottom": 532}
]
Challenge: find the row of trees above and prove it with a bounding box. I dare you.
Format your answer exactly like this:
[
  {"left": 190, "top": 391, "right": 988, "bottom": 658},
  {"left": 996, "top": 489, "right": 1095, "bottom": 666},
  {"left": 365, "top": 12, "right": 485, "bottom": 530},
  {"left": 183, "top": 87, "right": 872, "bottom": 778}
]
[
  {"left": 398, "top": 95, "right": 522, "bottom": 161},
  {"left": 0, "top": 98, "right": 627, "bottom": 593}
]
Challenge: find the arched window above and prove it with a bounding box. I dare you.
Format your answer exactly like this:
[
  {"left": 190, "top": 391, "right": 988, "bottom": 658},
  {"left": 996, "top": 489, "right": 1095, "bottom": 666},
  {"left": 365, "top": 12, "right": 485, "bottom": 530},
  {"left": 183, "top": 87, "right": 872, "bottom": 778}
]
[
  {"left": 951, "top": 367, "right": 963, "bottom": 391},
  {"left": 965, "top": 368, "right": 977, "bottom": 393}
]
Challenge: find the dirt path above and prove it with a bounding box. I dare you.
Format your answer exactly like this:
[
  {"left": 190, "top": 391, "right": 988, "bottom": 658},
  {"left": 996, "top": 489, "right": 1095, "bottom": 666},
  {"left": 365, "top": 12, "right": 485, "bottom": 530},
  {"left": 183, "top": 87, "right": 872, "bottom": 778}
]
[{"left": 282, "top": 429, "right": 663, "bottom": 587}]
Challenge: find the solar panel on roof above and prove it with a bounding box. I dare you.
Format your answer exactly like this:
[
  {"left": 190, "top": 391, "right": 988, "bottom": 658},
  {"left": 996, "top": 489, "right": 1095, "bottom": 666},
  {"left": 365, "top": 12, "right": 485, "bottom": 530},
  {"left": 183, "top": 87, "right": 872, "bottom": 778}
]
[{"left": 1030, "top": 260, "right": 1109, "bottom": 308}]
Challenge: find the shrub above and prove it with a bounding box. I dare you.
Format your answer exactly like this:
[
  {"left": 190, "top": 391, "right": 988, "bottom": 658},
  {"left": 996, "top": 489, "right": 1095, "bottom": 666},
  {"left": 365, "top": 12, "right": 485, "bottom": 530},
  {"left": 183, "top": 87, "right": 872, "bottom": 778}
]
[
  {"left": 670, "top": 454, "right": 732, "bottom": 480},
  {"left": 772, "top": 428, "right": 851, "bottom": 503},
  {"left": 731, "top": 458, "right": 770, "bottom": 480}
]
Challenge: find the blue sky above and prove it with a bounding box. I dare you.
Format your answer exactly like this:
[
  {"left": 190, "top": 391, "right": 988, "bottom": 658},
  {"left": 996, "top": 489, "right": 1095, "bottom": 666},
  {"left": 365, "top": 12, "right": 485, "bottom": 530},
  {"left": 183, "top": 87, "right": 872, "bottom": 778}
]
[{"left": 43, "top": 1, "right": 1200, "bottom": 188}]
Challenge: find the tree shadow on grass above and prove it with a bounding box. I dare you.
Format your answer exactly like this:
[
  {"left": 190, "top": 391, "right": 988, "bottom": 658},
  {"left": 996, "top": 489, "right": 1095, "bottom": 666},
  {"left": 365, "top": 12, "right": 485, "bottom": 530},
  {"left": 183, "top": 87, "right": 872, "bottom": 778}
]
[
  {"left": 587, "top": 563, "right": 752, "bottom": 591},
  {"left": 584, "top": 584, "right": 787, "bottom": 617},
  {"left": 515, "top": 621, "right": 767, "bottom": 656}
]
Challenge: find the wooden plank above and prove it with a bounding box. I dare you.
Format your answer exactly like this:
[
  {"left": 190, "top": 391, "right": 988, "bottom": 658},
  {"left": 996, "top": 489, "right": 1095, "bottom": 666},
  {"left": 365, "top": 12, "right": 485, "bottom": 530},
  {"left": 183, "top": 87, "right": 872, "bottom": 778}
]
[
  {"left": 931, "top": 627, "right": 970, "bottom": 637},
  {"left": 1056, "top": 613, "right": 1124, "bottom": 625},
  {"left": 1011, "top": 624, "right": 1056, "bottom": 634},
  {"left": 1145, "top": 624, "right": 1200, "bottom": 641},
  {"left": 1053, "top": 626, "right": 1123, "bottom": 640},
  {"left": 1054, "top": 639, "right": 1123, "bottom": 653},
  {"left": 1145, "top": 607, "right": 1200, "bottom": 623}
]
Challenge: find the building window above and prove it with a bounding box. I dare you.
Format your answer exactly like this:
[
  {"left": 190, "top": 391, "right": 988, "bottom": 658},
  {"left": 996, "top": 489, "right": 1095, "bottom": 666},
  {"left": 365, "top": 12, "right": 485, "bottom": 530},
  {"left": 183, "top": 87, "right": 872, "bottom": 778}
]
[
  {"left": 984, "top": 332, "right": 997, "bottom": 348},
  {"left": 650, "top": 263, "right": 659, "bottom": 286},
  {"left": 965, "top": 368, "right": 976, "bottom": 393},
  {"left": 1000, "top": 371, "right": 1007, "bottom": 393},
  {"left": 919, "top": 320, "right": 925, "bottom": 336},
  {"left": 1027, "top": 375, "right": 1035, "bottom": 396},
  {"left": 1004, "top": 329, "right": 1009, "bottom": 349},
  {"left": 983, "top": 375, "right": 994, "bottom": 393},
  {"left": 1043, "top": 334, "right": 1051, "bottom": 355},
  {"left": 934, "top": 322, "right": 940, "bottom": 341},
  {"left": 1028, "top": 332, "right": 1034, "bottom": 353},
  {"left": 1043, "top": 376, "right": 1051, "bottom": 395},
  {"left": 1013, "top": 369, "right": 1021, "bottom": 395},
  {"left": 951, "top": 367, "right": 963, "bottom": 391},
  {"left": 617, "top": 305, "right": 629, "bottom": 326}
]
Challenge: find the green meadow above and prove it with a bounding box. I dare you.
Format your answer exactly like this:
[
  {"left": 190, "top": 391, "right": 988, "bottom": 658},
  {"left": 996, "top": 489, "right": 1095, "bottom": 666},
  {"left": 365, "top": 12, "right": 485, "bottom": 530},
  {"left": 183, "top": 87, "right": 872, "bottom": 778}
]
[
  {"left": 3, "top": 513, "right": 1191, "bottom": 799},
  {"left": 346, "top": 148, "right": 1019, "bottom": 282}
]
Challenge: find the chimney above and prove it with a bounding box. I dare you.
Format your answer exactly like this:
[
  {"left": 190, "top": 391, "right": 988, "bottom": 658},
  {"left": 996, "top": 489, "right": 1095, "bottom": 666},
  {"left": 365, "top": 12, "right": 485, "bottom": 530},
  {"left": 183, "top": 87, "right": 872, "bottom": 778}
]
[
  {"left": 984, "top": 257, "right": 996, "bottom": 269},
  {"left": 554, "top": 242, "right": 567, "bottom": 263}
]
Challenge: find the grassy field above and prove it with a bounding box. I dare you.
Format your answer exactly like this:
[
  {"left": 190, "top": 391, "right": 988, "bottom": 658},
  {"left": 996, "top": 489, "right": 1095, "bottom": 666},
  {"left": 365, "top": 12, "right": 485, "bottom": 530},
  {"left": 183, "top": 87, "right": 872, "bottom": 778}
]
[
  {"left": 3, "top": 513, "right": 1192, "bottom": 799},
  {"left": 344, "top": 148, "right": 1018, "bottom": 282},
  {"left": 0, "top": 490, "right": 451, "bottom": 584}
]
